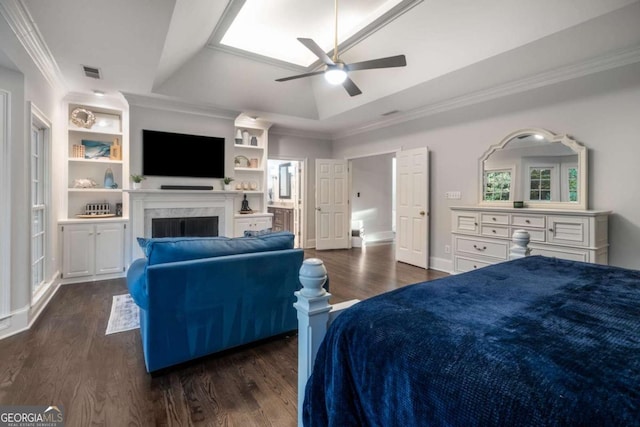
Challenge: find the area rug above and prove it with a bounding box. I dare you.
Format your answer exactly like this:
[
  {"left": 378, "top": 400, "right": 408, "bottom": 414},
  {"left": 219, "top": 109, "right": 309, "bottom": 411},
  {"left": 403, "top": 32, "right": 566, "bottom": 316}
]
[{"left": 105, "top": 294, "right": 140, "bottom": 335}]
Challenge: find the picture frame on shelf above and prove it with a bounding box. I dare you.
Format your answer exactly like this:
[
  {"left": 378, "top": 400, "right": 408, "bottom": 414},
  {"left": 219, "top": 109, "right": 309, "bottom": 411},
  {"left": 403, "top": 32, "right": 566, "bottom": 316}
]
[{"left": 81, "top": 139, "right": 111, "bottom": 159}]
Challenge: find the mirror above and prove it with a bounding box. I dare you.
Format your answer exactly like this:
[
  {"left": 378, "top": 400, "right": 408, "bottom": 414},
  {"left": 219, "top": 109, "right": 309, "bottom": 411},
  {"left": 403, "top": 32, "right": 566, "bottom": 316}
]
[
  {"left": 479, "top": 128, "right": 587, "bottom": 209},
  {"left": 279, "top": 163, "right": 292, "bottom": 199}
]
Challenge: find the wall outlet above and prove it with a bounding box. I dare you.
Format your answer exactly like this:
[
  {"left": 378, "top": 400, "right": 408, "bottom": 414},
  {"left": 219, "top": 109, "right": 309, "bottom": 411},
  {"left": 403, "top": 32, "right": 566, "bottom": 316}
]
[
  {"left": 445, "top": 191, "right": 461, "bottom": 199},
  {"left": 444, "top": 244, "right": 451, "bottom": 254}
]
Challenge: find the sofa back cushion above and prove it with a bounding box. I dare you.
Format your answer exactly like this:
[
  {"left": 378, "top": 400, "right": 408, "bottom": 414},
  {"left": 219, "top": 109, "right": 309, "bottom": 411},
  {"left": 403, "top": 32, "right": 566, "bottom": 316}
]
[{"left": 138, "top": 231, "right": 295, "bottom": 265}]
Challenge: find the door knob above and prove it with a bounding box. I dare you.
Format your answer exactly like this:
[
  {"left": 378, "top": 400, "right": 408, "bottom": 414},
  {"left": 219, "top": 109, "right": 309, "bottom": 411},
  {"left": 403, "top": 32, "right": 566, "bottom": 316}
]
[
  {"left": 316, "top": 207, "right": 321, "bottom": 211},
  {"left": 419, "top": 211, "right": 425, "bottom": 216}
]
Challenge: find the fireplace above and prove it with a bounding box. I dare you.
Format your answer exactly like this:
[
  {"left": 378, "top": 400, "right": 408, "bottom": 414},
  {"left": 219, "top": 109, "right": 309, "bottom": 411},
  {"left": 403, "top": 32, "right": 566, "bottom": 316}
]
[
  {"left": 126, "top": 189, "right": 238, "bottom": 261},
  {"left": 152, "top": 216, "right": 219, "bottom": 238}
]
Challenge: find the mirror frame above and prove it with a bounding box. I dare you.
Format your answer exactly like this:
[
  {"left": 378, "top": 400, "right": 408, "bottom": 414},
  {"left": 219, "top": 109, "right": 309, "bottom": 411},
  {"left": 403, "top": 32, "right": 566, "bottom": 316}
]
[
  {"left": 478, "top": 128, "right": 587, "bottom": 210},
  {"left": 279, "top": 163, "right": 292, "bottom": 199}
]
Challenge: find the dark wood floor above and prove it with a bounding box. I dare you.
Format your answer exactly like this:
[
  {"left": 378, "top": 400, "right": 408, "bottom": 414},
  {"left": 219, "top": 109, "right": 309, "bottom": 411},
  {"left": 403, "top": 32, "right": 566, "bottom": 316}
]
[{"left": 0, "top": 244, "right": 447, "bottom": 426}]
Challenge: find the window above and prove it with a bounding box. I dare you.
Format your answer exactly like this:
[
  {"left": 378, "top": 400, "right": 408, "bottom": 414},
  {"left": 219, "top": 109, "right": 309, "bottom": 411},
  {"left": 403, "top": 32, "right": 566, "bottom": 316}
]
[
  {"left": 483, "top": 169, "right": 512, "bottom": 201},
  {"left": 30, "top": 104, "right": 51, "bottom": 298},
  {"left": 567, "top": 167, "right": 578, "bottom": 202},
  {"left": 529, "top": 167, "right": 552, "bottom": 201}
]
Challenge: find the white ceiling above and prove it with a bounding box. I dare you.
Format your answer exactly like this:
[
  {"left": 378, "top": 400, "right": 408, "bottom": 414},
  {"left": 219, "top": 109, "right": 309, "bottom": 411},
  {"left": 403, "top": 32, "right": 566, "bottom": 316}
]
[{"left": 20, "top": 0, "right": 640, "bottom": 138}]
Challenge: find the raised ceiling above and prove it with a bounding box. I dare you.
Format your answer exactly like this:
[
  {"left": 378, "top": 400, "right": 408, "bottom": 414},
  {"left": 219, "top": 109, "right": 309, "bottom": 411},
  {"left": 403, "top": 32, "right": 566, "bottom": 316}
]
[{"left": 14, "top": 0, "right": 640, "bottom": 137}]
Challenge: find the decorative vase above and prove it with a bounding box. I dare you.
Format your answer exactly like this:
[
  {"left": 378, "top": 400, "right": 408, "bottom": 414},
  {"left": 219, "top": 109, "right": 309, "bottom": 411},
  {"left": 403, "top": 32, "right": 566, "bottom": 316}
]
[
  {"left": 224, "top": 184, "right": 232, "bottom": 191},
  {"left": 235, "top": 129, "right": 243, "bottom": 145},
  {"left": 242, "top": 130, "right": 250, "bottom": 145},
  {"left": 104, "top": 168, "right": 114, "bottom": 188},
  {"left": 250, "top": 136, "right": 258, "bottom": 146},
  {"left": 132, "top": 182, "right": 141, "bottom": 190}
]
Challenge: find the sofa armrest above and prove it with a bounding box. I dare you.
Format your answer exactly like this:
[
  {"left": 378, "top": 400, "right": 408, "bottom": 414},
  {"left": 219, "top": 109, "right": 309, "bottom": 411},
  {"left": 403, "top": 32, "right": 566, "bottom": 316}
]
[{"left": 127, "top": 258, "right": 149, "bottom": 309}]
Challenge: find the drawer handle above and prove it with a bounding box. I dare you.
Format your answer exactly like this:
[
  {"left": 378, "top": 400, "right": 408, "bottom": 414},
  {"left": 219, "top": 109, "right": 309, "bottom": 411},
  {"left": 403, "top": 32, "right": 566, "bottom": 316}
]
[
  {"left": 492, "top": 229, "right": 496, "bottom": 233},
  {"left": 473, "top": 265, "right": 477, "bottom": 269},
  {"left": 474, "top": 222, "right": 478, "bottom": 226},
  {"left": 492, "top": 217, "right": 496, "bottom": 221},
  {"left": 473, "top": 244, "right": 487, "bottom": 251},
  {"left": 525, "top": 219, "right": 530, "bottom": 224},
  {"left": 549, "top": 228, "right": 554, "bottom": 232}
]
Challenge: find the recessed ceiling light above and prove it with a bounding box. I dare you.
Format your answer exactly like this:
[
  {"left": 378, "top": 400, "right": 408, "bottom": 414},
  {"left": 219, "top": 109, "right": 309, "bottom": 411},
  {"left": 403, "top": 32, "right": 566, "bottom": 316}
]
[{"left": 93, "top": 90, "right": 105, "bottom": 97}]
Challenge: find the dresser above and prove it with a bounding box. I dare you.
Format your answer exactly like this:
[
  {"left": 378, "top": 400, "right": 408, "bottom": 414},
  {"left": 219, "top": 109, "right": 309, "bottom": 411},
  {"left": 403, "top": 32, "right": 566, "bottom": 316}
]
[
  {"left": 268, "top": 206, "right": 293, "bottom": 232},
  {"left": 451, "top": 207, "right": 610, "bottom": 273}
]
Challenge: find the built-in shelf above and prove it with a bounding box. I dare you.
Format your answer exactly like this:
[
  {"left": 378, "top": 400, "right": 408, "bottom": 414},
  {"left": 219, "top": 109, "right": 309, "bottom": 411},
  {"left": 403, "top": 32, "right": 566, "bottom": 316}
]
[
  {"left": 68, "top": 127, "right": 122, "bottom": 137},
  {"left": 67, "top": 188, "right": 122, "bottom": 193},
  {"left": 241, "top": 190, "right": 264, "bottom": 195},
  {"left": 235, "top": 167, "right": 264, "bottom": 172},
  {"left": 234, "top": 144, "right": 263, "bottom": 150},
  {"left": 69, "top": 158, "right": 123, "bottom": 164}
]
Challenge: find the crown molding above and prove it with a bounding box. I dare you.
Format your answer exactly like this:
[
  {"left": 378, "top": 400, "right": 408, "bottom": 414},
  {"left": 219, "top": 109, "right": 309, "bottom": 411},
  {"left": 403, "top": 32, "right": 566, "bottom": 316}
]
[
  {"left": 332, "top": 44, "right": 640, "bottom": 140},
  {"left": 122, "top": 92, "right": 237, "bottom": 121},
  {"left": 0, "top": 0, "right": 66, "bottom": 91},
  {"left": 269, "top": 125, "right": 331, "bottom": 141}
]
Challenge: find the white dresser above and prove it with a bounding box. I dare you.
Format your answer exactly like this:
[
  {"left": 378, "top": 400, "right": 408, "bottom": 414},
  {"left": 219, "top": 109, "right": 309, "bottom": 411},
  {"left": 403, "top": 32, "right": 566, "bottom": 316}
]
[{"left": 451, "top": 206, "right": 610, "bottom": 273}]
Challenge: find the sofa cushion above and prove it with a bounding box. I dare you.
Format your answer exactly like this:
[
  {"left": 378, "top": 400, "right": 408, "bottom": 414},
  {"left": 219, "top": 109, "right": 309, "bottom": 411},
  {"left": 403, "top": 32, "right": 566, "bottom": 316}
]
[
  {"left": 140, "top": 231, "right": 295, "bottom": 265},
  {"left": 243, "top": 228, "right": 272, "bottom": 237}
]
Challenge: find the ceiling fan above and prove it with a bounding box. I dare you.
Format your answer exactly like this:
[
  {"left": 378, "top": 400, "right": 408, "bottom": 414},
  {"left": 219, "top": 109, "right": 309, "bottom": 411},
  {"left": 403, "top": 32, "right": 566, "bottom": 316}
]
[{"left": 275, "top": 0, "right": 407, "bottom": 96}]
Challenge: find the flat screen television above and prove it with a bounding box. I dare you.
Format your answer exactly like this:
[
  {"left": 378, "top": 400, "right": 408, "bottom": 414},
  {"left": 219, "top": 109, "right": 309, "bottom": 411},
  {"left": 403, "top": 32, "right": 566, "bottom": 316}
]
[{"left": 142, "top": 129, "right": 225, "bottom": 179}]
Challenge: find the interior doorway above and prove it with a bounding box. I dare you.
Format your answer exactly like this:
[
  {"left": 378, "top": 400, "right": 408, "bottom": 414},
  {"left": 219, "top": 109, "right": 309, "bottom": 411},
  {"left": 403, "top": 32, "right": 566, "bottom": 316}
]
[
  {"left": 349, "top": 152, "right": 396, "bottom": 247},
  {"left": 267, "top": 158, "right": 305, "bottom": 248}
]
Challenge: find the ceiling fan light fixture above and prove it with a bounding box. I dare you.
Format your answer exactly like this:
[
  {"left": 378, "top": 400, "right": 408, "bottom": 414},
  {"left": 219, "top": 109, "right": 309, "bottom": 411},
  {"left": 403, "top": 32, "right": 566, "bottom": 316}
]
[{"left": 325, "top": 67, "right": 347, "bottom": 85}]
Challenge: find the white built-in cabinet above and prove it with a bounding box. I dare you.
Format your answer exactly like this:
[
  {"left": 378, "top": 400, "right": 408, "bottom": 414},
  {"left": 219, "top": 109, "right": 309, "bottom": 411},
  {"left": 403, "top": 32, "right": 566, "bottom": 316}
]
[
  {"left": 234, "top": 214, "right": 273, "bottom": 237},
  {"left": 60, "top": 220, "right": 127, "bottom": 282},
  {"left": 60, "top": 96, "right": 129, "bottom": 281},
  {"left": 451, "top": 206, "right": 610, "bottom": 273},
  {"left": 233, "top": 115, "right": 273, "bottom": 236}
]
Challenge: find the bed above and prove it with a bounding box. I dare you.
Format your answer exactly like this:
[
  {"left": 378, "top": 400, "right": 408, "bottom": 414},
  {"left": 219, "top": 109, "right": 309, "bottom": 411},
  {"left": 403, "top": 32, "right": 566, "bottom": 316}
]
[{"left": 295, "top": 239, "right": 640, "bottom": 426}]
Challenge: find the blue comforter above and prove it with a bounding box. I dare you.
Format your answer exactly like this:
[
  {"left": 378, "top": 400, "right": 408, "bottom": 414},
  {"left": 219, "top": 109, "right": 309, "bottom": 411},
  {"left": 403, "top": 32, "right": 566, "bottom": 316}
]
[{"left": 304, "top": 256, "right": 640, "bottom": 426}]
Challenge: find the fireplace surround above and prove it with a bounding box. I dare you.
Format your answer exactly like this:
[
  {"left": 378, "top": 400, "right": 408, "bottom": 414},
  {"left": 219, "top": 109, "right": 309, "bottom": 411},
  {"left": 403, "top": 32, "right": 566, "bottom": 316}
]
[{"left": 126, "top": 189, "right": 238, "bottom": 260}]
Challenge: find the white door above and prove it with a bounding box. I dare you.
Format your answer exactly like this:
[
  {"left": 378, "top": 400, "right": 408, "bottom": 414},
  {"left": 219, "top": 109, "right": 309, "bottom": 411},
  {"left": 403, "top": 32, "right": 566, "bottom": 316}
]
[
  {"left": 315, "top": 159, "right": 349, "bottom": 250},
  {"left": 396, "top": 148, "right": 429, "bottom": 268}
]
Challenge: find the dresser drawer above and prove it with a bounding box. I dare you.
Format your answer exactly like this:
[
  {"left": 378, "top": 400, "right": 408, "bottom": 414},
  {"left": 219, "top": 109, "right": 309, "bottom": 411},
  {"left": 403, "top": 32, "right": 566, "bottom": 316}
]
[
  {"left": 455, "top": 256, "right": 492, "bottom": 273},
  {"left": 512, "top": 214, "right": 545, "bottom": 228},
  {"left": 518, "top": 227, "right": 546, "bottom": 242},
  {"left": 481, "top": 213, "right": 509, "bottom": 225},
  {"left": 529, "top": 245, "right": 589, "bottom": 262},
  {"left": 455, "top": 236, "right": 508, "bottom": 260},
  {"left": 481, "top": 225, "right": 510, "bottom": 238}
]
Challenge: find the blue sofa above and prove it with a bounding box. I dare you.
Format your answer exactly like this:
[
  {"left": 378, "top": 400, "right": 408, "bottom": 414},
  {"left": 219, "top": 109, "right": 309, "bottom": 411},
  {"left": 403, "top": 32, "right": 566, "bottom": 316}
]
[{"left": 126, "top": 231, "right": 304, "bottom": 372}]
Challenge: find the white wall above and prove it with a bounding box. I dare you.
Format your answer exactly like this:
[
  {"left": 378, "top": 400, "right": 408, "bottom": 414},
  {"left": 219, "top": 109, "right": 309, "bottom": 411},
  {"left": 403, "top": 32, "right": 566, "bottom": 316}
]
[
  {"left": 332, "top": 63, "right": 640, "bottom": 270},
  {"left": 0, "top": 14, "right": 65, "bottom": 337},
  {"left": 351, "top": 153, "right": 394, "bottom": 242},
  {"left": 268, "top": 132, "right": 332, "bottom": 246}
]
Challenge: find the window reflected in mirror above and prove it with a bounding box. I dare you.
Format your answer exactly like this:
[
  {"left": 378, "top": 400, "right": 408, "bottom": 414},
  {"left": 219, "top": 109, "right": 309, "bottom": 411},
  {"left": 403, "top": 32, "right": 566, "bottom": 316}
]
[{"left": 483, "top": 169, "right": 512, "bottom": 201}]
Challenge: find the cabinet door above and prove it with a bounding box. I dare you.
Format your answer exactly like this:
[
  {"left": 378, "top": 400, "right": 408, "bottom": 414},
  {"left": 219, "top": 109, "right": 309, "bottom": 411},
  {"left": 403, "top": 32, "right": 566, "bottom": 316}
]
[
  {"left": 95, "top": 224, "right": 124, "bottom": 275},
  {"left": 255, "top": 216, "right": 273, "bottom": 231},
  {"left": 452, "top": 211, "right": 479, "bottom": 234},
  {"left": 547, "top": 216, "right": 589, "bottom": 246},
  {"left": 62, "top": 224, "right": 95, "bottom": 278},
  {"left": 234, "top": 218, "right": 253, "bottom": 237}
]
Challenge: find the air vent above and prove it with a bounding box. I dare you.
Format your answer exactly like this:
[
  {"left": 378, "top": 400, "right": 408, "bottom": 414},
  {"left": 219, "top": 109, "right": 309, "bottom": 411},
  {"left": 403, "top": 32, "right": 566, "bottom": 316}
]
[
  {"left": 381, "top": 110, "right": 400, "bottom": 117},
  {"left": 82, "top": 65, "right": 102, "bottom": 79}
]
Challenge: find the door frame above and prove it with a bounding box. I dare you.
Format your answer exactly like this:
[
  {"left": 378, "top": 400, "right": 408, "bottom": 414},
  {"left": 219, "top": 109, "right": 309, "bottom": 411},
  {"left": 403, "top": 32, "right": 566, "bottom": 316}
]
[{"left": 267, "top": 156, "right": 307, "bottom": 248}]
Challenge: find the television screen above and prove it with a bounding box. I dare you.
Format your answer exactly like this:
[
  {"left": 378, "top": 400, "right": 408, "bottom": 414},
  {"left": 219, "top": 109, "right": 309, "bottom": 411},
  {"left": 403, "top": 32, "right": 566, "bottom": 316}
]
[{"left": 142, "top": 129, "right": 225, "bottom": 179}]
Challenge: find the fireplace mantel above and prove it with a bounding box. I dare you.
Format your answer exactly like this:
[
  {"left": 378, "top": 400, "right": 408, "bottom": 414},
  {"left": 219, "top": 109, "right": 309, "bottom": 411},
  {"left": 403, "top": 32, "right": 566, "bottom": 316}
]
[{"left": 126, "top": 189, "right": 240, "bottom": 260}]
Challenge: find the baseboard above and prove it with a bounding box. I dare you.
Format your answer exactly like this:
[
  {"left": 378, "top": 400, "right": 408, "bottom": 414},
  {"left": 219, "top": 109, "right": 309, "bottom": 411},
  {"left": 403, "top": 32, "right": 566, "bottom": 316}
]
[
  {"left": 363, "top": 231, "right": 395, "bottom": 245},
  {"left": 0, "top": 273, "right": 62, "bottom": 341},
  {"left": 429, "top": 256, "right": 453, "bottom": 274},
  {"left": 306, "top": 238, "right": 316, "bottom": 249}
]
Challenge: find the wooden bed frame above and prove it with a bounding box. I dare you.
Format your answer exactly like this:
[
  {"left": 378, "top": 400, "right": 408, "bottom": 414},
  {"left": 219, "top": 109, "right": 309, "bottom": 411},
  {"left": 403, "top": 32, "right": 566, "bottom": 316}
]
[{"left": 294, "top": 229, "right": 531, "bottom": 426}]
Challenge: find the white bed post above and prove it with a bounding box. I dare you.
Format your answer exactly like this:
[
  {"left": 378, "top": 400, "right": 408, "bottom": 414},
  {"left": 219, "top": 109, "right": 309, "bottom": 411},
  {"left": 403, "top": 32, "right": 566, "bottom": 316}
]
[
  {"left": 510, "top": 229, "right": 531, "bottom": 259},
  {"left": 295, "top": 258, "right": 331, "bottom": 426}
]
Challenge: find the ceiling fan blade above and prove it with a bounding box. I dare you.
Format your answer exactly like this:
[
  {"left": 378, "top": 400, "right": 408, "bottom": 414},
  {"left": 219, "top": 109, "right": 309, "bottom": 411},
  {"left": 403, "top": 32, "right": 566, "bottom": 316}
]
[
  {"left": 342, "top": 77, "right": 362, "bottom": 97},
  {"left": 275, "top": 70, "right": 325, "bottom": 82},
  {"left": 298, "top": 38, "right": 335, "bottom": 65},
  {"left": 346, "top": 55, "right": 407, "bottom": 71}
]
